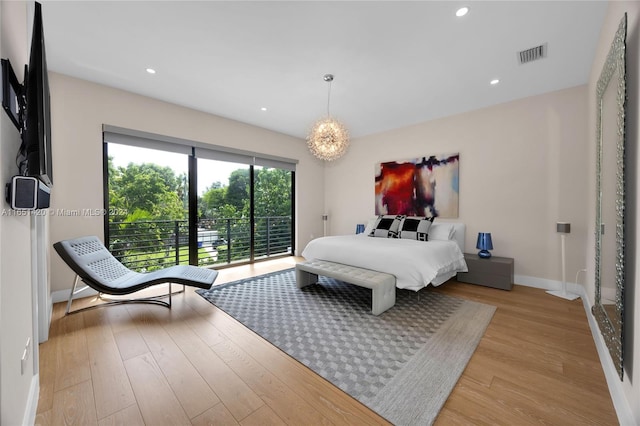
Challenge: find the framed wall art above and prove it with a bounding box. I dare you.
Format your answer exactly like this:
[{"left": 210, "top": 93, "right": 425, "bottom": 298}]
[{"left": 375, "top": 153, "right": 459, "bottom": 218}]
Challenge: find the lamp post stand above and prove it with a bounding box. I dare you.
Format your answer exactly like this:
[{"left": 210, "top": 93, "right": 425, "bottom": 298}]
[{"left": 546, "top": 233, "right": 579, "bottom": 300}]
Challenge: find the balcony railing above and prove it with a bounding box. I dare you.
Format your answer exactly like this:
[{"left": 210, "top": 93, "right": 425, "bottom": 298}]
[{"left": 108, "top": 216, "right": 292, "bottom": 272}]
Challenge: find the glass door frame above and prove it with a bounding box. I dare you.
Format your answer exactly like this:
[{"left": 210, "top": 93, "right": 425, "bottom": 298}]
[{"left": 103, "top": 142, "right": 295, "bottom": 269}]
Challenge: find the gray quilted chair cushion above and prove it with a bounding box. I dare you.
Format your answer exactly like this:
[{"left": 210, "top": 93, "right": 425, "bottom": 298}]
[{"left": 54, "top": 235, "right": 218, "bottom": 295}]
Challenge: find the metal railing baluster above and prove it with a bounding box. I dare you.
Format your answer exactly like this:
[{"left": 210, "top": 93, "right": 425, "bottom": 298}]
[{"left": 108, "top": 216, "right": 291, "bottom": 272}]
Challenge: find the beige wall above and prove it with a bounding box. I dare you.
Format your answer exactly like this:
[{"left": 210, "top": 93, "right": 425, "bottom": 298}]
[
  {"left": 0, "top": 1, "right": 37, "bottom": 425},
  {"left": 587, "top": 1, "right": 640, "bottom": 423},
  {"left": 48, "top": 73, "right": 324, "bottom": 294},
  {"left": 324, "top": 85, "right": 589, "bottom": 285}
]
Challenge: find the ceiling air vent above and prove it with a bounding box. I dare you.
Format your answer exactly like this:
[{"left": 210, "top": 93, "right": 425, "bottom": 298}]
[{"left": 518, "top": 43, "right": 547, "bottom": 64}]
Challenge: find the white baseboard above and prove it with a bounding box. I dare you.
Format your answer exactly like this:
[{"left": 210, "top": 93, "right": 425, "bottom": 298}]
[
  {"left": 51, "top": 288, "right": 68, "bottom": 304},
  {"left": 514, "top": 274, "right": 583, "bottom": 295},
  {"left": 515, "top": 275, "right": 635, "bottom": 425},
  {"left": 23, "top": 374, "right": 39, "bottom": 426},
  {"left": 51, "top": 286, "right": 98, "bottom": 304},
  {"left": 38, "top": 295, "right": 53, "bottom": 343}
]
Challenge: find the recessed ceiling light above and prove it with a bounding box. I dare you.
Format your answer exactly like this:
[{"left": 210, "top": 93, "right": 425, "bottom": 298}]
[
  {"left": 490, "top": 79, "right": 500, "bottom": 85},
  {"left": 146, "top": 68, "right": 156, "bottom": 74},
  {"left": 456, "top": 7, "right": 469, "bottom": 17},
  {"left": 261, "top": 107, "right": 267, "bottom": 111}
]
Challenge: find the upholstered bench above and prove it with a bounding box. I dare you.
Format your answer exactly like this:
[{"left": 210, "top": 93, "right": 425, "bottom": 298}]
[{"left": 295, "top": 259, "right": 396, "bottom": 315}]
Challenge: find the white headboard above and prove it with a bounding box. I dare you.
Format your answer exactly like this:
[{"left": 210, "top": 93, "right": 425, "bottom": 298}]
[{"left": 451, "top": 223, "right": 466, "bottom": 252}]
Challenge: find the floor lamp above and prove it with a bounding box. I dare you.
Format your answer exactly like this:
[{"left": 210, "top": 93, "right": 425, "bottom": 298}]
[
  {"left": 547, "top": 222, "right": 580, "bottom": 300},
  {"left": 322, "top": 214, "right": 328, "bottom": 237}
]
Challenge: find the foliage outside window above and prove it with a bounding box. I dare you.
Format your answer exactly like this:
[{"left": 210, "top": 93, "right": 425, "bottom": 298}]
[{"left": 107, "top": 155, "right": 292, "bottom": 271}]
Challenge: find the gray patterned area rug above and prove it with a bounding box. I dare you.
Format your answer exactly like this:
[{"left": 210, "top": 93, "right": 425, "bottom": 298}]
[{"left": 197, "top": 268, "right": 495, "bottom": 425}]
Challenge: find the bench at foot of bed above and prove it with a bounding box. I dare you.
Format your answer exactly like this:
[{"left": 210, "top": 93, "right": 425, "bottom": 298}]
[{"left": 295, "top": 259, "right": 396, "bottom": 315}]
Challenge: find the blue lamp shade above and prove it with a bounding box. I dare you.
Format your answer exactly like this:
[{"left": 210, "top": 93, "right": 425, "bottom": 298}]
[
  {"left": 476, "top": 232, "right": 493, "bottom": 258},
  {"left": 355, "top": 223, "right": 365, "bottom": 234}
]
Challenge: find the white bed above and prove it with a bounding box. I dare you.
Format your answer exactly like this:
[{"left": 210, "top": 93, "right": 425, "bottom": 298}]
[{"left": 301, "top": 222, "right": 468, "bottom": 291}]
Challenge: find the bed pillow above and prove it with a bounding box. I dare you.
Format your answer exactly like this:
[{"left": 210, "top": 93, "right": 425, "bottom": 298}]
[
  {"left": 369, "top": 215, "right": 405, "bottom": 238},
  {"left": 398, "top": 216, "right": 434, "bottom": 241},
  {"left": 363, "top": 217, "right": 378, "bottom": 235},
  {"left": 428, "top": 223, "right": 456, "bottom": 241}
]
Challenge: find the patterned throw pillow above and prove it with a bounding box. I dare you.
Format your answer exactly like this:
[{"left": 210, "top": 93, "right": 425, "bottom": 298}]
[
  {"left": 369, "top": 215, "right": 405, "bottom": 238},
  {"left": 399, "top": 216, "right": 435, "bottom": 241}
]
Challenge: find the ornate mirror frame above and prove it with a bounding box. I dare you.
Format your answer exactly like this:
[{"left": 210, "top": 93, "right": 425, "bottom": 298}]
[{"left": 593, "top": 13, "right": 627, "bottom": 380}]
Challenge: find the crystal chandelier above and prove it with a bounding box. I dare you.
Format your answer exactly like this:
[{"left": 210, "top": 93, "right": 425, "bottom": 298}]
[{"left": 307, "top": 74, "right": 349, "bottom": 161}]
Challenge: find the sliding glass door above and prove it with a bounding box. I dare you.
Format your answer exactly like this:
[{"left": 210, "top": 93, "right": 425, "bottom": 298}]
[
  {"left": 197, "top": 160, "right": 294, "bottom": 265},
  {"left": 197, "top": 158, "right": 251, "bottom": 266},
  {"left": 105, "top": 143, "right": 190, "bottom": 271},
  {"left": 104, "top": 131, "right": 295, "bottom": 271},
  {"left": 253, "top": 166, "right": 293, "bottom": 259}
]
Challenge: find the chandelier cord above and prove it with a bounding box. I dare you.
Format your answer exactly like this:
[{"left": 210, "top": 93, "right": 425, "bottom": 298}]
[{"left": 326, "top": 79, "right": 332, "bottom": 117}]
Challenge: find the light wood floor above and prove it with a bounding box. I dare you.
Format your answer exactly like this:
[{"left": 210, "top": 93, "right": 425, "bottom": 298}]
[{"left": 35, "top": 257, "right": 618, "bottom": 425}]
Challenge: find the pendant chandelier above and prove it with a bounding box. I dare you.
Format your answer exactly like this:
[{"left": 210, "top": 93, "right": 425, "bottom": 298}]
[{"left": 307, "top": 74, "right": 349, "bottom": 161}]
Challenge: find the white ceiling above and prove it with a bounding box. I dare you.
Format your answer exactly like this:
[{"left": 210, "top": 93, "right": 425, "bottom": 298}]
[{"left": 39, "top": 1, "right": 608, "bottom": 139}]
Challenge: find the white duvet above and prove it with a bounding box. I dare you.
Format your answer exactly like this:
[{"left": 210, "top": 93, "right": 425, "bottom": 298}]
[{"left": 301, "top": 234, "right": 468, "bottom": 291}]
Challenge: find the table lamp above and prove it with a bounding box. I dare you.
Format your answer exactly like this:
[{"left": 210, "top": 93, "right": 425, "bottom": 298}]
[{"left": 476, "top": 232, "right": 493, "bottom": 258}]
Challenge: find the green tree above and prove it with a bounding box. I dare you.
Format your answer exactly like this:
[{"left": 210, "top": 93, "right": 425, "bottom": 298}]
[
  {"left": 108, "top": 161, "right": 187, "bottom": 263},
  {"left": 107, "top": 157, "right": 127, "bottom": 222},
  {"left": 109, "top": 160, "right": 292, "bottom": 266},
  {"left": 254, "top": 168, "right": 291, "bottom": 218},
  {"left": 252, "top": 168, "right": 292, "bottom": 255},
  {"left": 110, "top": 162, "right": 186, "bottom": 221},
  {"left": 226, "top": 168, "right": 250, "bottom": 212},
  {"left": 217, "top": 203, "right": 239, "bottom": 219},
  {"left": 200, "top": 182, "right": 226, "bottom": 219}
]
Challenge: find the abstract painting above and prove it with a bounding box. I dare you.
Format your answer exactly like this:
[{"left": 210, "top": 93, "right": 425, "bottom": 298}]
[{"left": 375, "top": 153, "right": 459, "bottom": 218}]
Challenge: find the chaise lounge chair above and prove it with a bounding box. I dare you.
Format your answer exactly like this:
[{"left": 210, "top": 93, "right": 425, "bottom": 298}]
[{"left": 54, "top": 235, "right": 218, "bottom": 315}]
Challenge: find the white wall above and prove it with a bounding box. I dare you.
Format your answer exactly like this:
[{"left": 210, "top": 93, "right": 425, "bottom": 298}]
[
  {"left": 0, "top": 1, "right": 38, "bottom": 425},
  {"left": 48, "top": 72, "right": 325, "bottom": 294},
  {"left": 324, "top": 85, "right": 589, "bottom": 286},
  {"left": 587, "top": 1, "right": 640, "bottom": 424}
]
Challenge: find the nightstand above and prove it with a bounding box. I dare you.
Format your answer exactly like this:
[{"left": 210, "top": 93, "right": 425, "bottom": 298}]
[{"left": 457, "top": 253, "right": 514, "bottom": 290}]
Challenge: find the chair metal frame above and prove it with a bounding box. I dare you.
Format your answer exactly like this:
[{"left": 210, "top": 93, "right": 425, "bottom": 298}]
[{"left": 65, "top": 275, "right": 187, "bottom": 315}]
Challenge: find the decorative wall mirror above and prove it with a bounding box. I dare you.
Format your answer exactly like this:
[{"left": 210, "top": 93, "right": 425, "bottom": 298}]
[{"left": 593, "top": 13, "right": 627, "bottom": 380}]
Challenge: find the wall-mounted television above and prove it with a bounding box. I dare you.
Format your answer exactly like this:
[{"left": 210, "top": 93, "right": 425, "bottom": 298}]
[
  {"left": 24, "top": 2, "right": 53, "bottom": 187},
  {"left": 1, "top": 58, "right": 23, "bottom": 130}
]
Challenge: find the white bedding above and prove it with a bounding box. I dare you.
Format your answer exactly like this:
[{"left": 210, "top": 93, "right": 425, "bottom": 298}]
[{"left": 301, "top": 234, "right": 468, "bottom": 291}]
